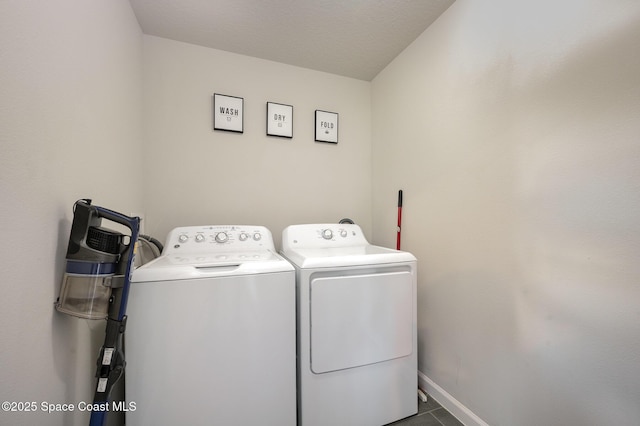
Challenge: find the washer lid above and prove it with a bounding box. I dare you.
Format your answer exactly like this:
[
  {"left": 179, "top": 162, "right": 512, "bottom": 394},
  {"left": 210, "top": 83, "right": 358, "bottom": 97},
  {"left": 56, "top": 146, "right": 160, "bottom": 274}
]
[{"left": 132, "top": 250, "right": 294, "bottom": 282}]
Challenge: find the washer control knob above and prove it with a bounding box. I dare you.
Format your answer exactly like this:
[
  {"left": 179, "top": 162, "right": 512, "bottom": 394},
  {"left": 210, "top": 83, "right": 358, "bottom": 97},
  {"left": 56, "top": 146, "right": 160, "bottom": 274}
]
[
  {"left": 215, "top": 232, "right": 229, "bottom": 243},
  {"left": 178, "top": 234, "right": 188, "bottom": 243},
  {"left": 321, "top": 229, "right": 333, "bottom": 240},
  {"left": 340, "top": 229, "right": 348, "bottom": 238},
  {"left": 239, "top": 232, "right": 249, "bottom": 241},
  {"left": 253, "top": 232, "right": 262, "bottom": 241},
  {"left": 195, "top": 234, "right": 205, "bottom": 243}
]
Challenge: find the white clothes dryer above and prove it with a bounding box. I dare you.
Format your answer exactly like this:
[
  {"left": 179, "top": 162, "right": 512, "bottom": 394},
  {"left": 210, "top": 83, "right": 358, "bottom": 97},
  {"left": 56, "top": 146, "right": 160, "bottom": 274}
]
[
  {"left": 126, "top": 225, "right": 296, "bottom": 426},
  {"left": 281, "top": 224, "right": 418, "bottom": 426}
]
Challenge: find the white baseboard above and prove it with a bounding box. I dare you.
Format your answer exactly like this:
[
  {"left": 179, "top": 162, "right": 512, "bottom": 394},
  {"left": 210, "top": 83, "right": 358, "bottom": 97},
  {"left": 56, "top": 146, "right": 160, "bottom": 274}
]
[{"left": 417, "top": 371, "right": 490, "bottom": 426}]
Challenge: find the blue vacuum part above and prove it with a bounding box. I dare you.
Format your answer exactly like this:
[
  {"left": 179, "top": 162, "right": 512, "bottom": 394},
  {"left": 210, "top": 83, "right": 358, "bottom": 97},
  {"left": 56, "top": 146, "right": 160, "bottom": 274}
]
[
  {"left": 64, "top": 260, "right": 117, "bottom": 275},
  {"left": 86, "top": 201, "right": 139, "bottom": 426}
]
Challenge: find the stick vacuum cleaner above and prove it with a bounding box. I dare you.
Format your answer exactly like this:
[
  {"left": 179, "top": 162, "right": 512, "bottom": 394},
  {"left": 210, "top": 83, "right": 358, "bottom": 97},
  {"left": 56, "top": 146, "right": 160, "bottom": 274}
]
[{"left": 56, "top": 199, "right": 140, "bottom": 426}]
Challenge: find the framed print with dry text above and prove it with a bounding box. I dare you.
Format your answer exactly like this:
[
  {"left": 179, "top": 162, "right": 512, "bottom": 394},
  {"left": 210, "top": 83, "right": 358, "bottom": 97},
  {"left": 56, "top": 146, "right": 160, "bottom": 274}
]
[{"left": 266, "top": 102, "right": 293, "bottom": 138}]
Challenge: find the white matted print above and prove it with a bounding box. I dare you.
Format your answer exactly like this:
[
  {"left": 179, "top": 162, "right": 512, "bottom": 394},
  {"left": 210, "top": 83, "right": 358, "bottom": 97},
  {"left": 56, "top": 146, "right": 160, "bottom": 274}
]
[
  {"left": 315, "top": 110, "right": 338, "bottom": 143},
  {"left": 213, "top": 93, "right": 243, "bottom": 133},
  {"left": 267, "top": 102, "right": 293, "bottom": 138}
]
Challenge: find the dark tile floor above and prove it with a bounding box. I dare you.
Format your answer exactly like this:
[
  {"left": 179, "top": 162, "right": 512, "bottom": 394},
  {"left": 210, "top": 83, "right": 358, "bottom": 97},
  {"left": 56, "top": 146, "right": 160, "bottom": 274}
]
[{"left": 388, "top": 393, "right": 464, "bottom": 426}]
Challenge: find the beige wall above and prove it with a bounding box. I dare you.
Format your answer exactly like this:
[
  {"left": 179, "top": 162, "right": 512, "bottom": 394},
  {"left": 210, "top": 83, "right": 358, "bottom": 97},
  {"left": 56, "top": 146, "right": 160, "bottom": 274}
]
[
  {"left": 3, "top": 1, "right": 640, "bottom": 425},
  {"left": 0, "top": 1, "right": 142, "bottom": 425},
  {"left": 372, "top": 0, "right": 640, "bottom": 424},
  {"left": 141, "top": 36, "right": 372, "bottom": 247}
]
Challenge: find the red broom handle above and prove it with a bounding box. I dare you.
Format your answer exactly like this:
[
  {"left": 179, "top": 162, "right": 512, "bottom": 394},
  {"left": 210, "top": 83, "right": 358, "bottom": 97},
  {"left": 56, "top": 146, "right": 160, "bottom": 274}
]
[{"left": 396, "top": 190, "right": 403, "bottom": 250}]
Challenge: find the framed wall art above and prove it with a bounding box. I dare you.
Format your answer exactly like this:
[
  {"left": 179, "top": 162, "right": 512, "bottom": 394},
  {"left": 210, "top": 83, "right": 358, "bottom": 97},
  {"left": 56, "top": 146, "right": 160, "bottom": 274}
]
[
  {"left": 213, "top": 93, "right": 244, "bottom": 133},
  {"left": 315, "top": 110, "right": 338, "bottom": 144},
  {"left": 266, "top": 102, "right": 293, "bottom": 138}
]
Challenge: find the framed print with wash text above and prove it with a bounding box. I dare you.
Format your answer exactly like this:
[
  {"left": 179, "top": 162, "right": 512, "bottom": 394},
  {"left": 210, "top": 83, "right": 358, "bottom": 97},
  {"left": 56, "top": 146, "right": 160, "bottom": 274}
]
[{"left": 213, "top": 93, "right": 244, "bottom": 133}]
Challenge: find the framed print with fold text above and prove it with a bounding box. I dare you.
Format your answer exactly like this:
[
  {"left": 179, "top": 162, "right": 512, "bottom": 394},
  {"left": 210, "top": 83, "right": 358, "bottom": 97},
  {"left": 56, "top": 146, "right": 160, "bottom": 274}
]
[{"left": 315, "top": 110, "right": 338, "bottom": 143}]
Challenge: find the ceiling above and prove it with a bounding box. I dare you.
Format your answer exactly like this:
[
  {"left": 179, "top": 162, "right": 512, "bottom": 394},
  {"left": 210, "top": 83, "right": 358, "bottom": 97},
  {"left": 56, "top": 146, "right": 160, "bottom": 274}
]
[{"left": 129, "top": 0, "right": 455, "bottom": 81}]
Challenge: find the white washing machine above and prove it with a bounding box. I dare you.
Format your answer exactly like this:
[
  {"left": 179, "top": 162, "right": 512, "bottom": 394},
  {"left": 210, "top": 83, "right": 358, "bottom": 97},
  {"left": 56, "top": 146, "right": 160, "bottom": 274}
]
[
  {"left": 281, "top": 224, "right": 418, "bottom": 426},
  {"left": 126, "top": 225, "right": 296, "bottom": 426}
]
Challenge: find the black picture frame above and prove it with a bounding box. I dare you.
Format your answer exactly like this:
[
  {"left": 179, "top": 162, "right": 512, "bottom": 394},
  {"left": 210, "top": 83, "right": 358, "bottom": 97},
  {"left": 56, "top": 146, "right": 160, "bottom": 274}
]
[
  {"left": 315, "top": 110, "right": 338, "bottom": 143},
  {"left": 266, "top": 102, "right": 293, "bottom": 138},
  {"left": 213, "top": 93, "right": 244, "bottom": 133}
]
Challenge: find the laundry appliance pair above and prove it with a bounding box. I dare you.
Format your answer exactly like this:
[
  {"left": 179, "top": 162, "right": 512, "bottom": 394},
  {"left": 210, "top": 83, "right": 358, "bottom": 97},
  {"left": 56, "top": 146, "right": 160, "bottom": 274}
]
[{"left": 126, "top": 223, "right": 417, "bottom": 426}]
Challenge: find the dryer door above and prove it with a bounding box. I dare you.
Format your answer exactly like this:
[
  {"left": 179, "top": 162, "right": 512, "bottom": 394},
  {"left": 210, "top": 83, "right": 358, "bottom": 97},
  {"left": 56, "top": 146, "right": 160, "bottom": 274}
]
[{"left": 310, "top": 270, "right": 413, "bottom": 374}]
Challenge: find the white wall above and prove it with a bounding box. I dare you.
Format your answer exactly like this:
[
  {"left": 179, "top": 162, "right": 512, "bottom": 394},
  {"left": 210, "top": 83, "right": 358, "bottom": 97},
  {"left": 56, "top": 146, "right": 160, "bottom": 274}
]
[
  {"left": 372, "top": 0, "right": 640, "bottom": 425},
  {"left": 0, "top": 1, "right": 143, "bottom": 425},
  {"left": 141, "top": 36, "right": 372, "bottom": 246}
]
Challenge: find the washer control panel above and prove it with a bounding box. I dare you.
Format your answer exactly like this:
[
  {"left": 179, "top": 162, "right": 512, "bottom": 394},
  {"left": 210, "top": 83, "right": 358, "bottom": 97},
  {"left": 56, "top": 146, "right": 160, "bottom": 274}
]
[
  {"left": 164, "top": 225, "right": 275, "bottom": 254},
  {"left": 282, "top": 223, "right": 369, "bottom": 249}
]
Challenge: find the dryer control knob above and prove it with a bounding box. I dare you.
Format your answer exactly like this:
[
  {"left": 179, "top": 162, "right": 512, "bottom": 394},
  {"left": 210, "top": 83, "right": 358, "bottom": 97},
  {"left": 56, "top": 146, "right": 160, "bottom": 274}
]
[
  {"left": 340, "top": 229, "right": 348, "bottom": 238},
  {"left": 178, "top": 234, "right": 188, "bottom": 243},
  {"left": 253, "top": 232, "right": 262, "bottom": 241},
  {"left": 215, "top": 232, "right": 229, "bottom": 243},
  {"left": 239, "top": 232, "right": 249, "bottom": 241},
  {"left": 195, "top": 234, "right": 205, "bottom": 243},
  {"left": 321, "top": 229, "right": 333, "bottom": 240}
]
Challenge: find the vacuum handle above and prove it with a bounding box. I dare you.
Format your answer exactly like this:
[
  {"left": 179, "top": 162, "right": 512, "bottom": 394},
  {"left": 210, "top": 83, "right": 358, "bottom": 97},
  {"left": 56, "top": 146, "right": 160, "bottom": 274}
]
[
  {"left": 94, "top": 205, "right": 139, "bottom": 233},
  {"left": 89, "top": 202, "right": 140, "bottom": 320}
]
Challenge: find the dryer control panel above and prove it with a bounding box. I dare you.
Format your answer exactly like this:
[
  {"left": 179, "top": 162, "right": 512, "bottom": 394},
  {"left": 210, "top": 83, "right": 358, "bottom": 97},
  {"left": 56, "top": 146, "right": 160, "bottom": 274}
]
[
  {"left": 282, "top": 224, "right": 369, "bottom": 249},
  {"left": 164, "top": 225, "right": 275, "bottom": 253}
]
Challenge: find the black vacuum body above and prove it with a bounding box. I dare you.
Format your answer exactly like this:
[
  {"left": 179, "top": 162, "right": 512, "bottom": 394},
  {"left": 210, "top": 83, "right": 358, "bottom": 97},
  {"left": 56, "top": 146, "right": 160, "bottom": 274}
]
[{"left": 56, "top": 200, "right": 125, "bottom": 319}]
